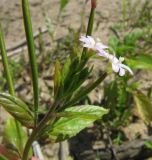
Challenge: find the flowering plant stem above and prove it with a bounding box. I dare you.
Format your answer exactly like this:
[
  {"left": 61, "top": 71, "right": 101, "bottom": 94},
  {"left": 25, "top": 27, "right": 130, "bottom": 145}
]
[
  {"left": 81, "top": 0, "right": 95, "bottom": 60},
  {"left": 22, "top": 0, "right": 97, "bottom": 159},
  {"left": 0, "top": 24, "right": 15, "bottom": 96},
  {"left": 86, "top": 2, "right": 95, "bottom": 36},
  {"left": 0, "top": 23, "right": 23, "bottom": 157},
  {"left": 22, "top": 102, "right": 58, "bottom": 160},
  {"left": 22, "top": 0, "right": 39, "bottom": 127}
]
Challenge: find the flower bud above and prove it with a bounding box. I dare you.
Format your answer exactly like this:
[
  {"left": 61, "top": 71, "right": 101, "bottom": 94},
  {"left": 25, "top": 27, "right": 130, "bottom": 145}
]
[{"left": 91, "top": 0, "right": 97, "bottom": 8}]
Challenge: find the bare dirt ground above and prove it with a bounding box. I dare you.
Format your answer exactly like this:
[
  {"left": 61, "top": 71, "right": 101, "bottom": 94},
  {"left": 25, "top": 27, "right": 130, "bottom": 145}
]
[{"left": 0, "top": 0, "right": 121, "bottom": 47}]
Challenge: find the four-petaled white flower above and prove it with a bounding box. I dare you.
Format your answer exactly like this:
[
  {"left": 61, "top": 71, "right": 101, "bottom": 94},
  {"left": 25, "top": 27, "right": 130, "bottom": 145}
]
[{"left": 80, "top": 35, "right": 133, "bottom": 76}]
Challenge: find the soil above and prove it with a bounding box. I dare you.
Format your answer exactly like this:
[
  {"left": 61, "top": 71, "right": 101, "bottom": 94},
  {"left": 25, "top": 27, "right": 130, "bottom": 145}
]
[{"left": 0, "top": 0, "right": 121, "bottom": 47}]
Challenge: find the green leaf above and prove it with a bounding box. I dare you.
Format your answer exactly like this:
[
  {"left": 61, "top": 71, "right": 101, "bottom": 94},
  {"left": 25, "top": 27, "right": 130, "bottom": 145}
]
[
  {"left": 48, "top": 105, "right": 108, "bottom": 142},
  {"left": 0, "top": 145, "right": 18, "bottom": 160},
  {"left": 134, "top": 92, "right": 152, "bottom": 124},
  {"left": 3, "top": 119, "right": 27, "bottom": 156},
  {"left": 63, "top": 67, "right": 91, "bottom": 98},
  {"left": 54, "top": 60, "right": 61, "bottom": 99},
  {"left": 0, "top": 155, "right": 8, "bottom": 160},
  {"left": 64, "top": 72, "right": 107, "bottom": 107},
  {"left": 104, "top": 80, "right": 118, "bottom": 107},
  {"left": 61, "top": 58, "right": 71, "bottom": 84},
  {"left": 60, "top": 0, "right": 69, "bottom": 11},
  {"left": 108, "top": 36, "right": 119, "bottom": 51},
  {"left": 62, "top": 58, "right": 80, "bottom": 90},
  {"left": 116, "top": 45, "right": 134, "bottom": 56},
  {"left": 60, "top": 57, "right": 84, "bottom": 98},
  {"left": 43, "top": 12, "right": 54, "bottom": 38},
  {"left": 144, "top": 141, "right": 152, "bottom": 149},
  {"left": 0, "top": 93, "right": 34, "bottom": 128},
  {"left": 124, "top": 28, "right": 143, "bottom": 46},
  {"left": 126, "top": 55, "right": 152, "bottom": 70}
]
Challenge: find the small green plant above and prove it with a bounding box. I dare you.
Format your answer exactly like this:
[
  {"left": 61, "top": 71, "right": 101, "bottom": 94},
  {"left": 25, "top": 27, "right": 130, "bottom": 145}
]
[
  {"left": 1, "top": 0, "right": 151, "bottom": 159},
  {"left": 107, "top": 25, "right": 152, "bottom": 127},
  {"left": 95, "top": 2, "right": 152, "bottom": 145},
  {"left": 144, "top": 141, "right": 152, "bottom": 149}
]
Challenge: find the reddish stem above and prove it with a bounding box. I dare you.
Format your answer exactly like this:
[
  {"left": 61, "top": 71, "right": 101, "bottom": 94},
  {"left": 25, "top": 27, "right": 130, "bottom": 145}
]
[{"left": 91, "top": 0, "right": 97, "bottom": 8}]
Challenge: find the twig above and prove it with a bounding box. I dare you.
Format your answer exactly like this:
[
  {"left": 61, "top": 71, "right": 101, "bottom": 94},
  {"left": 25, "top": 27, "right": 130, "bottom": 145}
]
[
  {"left": 32, "top": 141, "right": 44, "bottom": 160},
  {"left": 70, "top": 134, "right": 152, "bottom": 160},
  {"left": 58, "top": 141, "right": 69, "bottom": 160}
]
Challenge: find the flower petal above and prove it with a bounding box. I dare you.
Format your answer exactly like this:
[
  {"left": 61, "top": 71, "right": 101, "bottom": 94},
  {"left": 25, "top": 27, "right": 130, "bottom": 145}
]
[
  {"left": 80, "top": 36, "right": 91, "bottom": 45},
  {"left": 87, "top": 36, "right": 96, "bottom": 46},
  {"left": 120, "top": 64, "right": 133, "bottom": 75},
  {"left": 97, "top": 50, "right": 109, "bottom": 58},
  {"left": 112, "top": 63, "right": 119, "bottom": 73},
  {"left": 119, "top": 68, "right": 125, "bottom": 76},
  {"left": 79, "top": 36, "right": 87, "bottom": 42},
  {"left": 95, "top": 42, "right": 108, "bottom": 50},
  {"left": 109, "top": 56, "right": 119, "bottom": 63},
  {"left": 83, "top": 44, "right": 91, "bottom": 48},
  {"left": 80, "top": 35, "right": 96, "bottom": 49},
  {"left": 119, "top": 57, "right": 125, "bottom": 62}
]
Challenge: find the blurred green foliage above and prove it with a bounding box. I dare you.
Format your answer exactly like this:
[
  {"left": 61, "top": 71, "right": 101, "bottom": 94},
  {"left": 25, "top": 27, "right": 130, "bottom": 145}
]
[{"left": 99, "top": 0, "right": 152, "bottom": 144}]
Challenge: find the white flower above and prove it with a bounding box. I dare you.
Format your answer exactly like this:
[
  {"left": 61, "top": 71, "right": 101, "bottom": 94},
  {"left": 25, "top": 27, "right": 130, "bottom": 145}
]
[
  {"left": 109, "top": 56, "right": 133, "bottom": 76},
  {"left": 97, "top": 50, "right": 109, "bottom": 58},
  {"left": 95, "top": 43, "right": 109, "bottom": 58},
  {"left": 79, "top": 35, "right": 133, "bottom": 76},
  {"left": 79, "top": 36, "right": 96, "bottom": 50},
  {"left": 79, "top": 35, "right": 108, "bottom": 51}
]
